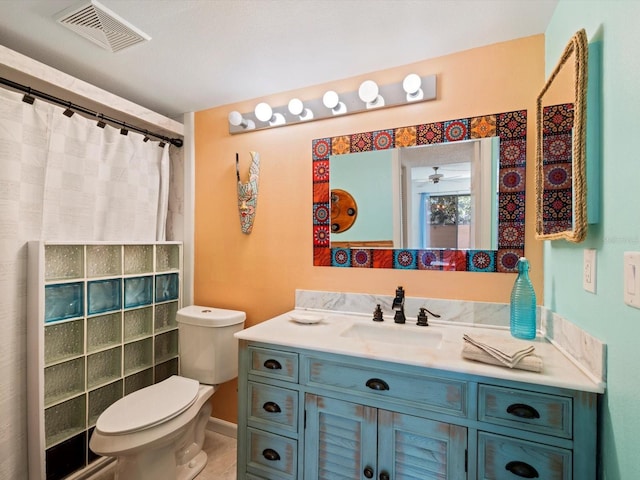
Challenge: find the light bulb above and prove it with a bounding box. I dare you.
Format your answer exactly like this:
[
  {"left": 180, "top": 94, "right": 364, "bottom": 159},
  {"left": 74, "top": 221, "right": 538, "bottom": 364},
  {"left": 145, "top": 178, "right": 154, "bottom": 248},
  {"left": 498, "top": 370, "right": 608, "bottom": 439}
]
[
  {"left": 254, "top": 103, "right": 273, "bottom": 122},
  {"left": 288, "top": 98, "right": 314, "bottom": 120},
  {"left": 254, "top": 102, "right": 285, "bottom": 126},
  {"left": 403, "top": 73, "right": 424, "bottom": 101},
  {"left": 228, "top": 111, "right": 255, "bottom": 129},
  {"left": 322, "top": 91, "right": 347, "bottom": 115},
  {"left": 358, "top": 80, "right": 384, "bottom": 108}
]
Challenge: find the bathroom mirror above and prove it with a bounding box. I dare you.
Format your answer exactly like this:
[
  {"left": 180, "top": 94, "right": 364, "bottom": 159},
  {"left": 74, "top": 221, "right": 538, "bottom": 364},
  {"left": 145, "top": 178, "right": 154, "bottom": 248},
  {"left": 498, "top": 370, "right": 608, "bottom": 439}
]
[
  {"left": 312, "top": 110, "right": 528, "bottom": 272},
  {"left": 536, "top": 29, "right": 588, "bottom": 242},
  {"left": 329, "top": 138, "right": 499, "bottom": 250}
]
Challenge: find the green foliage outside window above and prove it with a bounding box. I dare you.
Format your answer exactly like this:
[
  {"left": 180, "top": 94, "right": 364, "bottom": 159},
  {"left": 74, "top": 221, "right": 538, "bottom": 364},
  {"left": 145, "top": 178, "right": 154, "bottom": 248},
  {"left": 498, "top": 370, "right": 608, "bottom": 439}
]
[{"left": 429, "top": 194, "right": 470, "bottom": 225}]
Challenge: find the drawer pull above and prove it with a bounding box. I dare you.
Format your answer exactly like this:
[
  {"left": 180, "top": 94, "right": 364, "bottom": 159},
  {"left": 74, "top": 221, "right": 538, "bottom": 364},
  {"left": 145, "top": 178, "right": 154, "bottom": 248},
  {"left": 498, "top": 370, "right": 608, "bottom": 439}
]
[
  {"left": 379, "top": 472, "right": 390, "bottom": 480},
  {"left": 363, "top": 466, "right": 374, "bottom": 478},
  {"left": 263, "top": 359, "right": 282, "bottom": 370},
  {"left": 262, "top": 401, "right": 281, "bottom": 413},
  {"left": 366, "top": 378, "right": 390, "bottom": 391},
  {"left": 506, "top": 403, "right": 540, "bottom": 420},
  {"left": 262, "top": 448, "right": 281, "bottom": 461},
  {"left": 505, "top": 460, "right": 539, "bottom": 478}
]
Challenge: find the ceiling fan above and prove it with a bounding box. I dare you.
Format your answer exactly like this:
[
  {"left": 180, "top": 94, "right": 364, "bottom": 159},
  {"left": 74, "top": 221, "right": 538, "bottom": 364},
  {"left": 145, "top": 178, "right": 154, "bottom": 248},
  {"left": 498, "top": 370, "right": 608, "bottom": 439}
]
[
  {"left": 415, "top": 165, "right": 469, "bottom": 186},
  {"left": 429, "top": 166, "right": 444, "bottom": 184}
]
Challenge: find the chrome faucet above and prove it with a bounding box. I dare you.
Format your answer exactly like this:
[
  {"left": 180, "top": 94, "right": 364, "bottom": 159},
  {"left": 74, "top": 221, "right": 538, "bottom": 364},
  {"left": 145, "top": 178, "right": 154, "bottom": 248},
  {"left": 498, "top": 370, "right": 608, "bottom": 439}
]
[{"left": 392, "top": 286, "right": 406, "bottom": 324}]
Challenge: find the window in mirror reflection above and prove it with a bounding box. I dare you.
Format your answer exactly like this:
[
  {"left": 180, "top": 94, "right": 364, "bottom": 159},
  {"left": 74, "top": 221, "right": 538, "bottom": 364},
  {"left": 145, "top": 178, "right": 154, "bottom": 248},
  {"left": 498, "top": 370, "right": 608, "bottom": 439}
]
[{"left": 427, "top": 193, "right": 470, "bottom": 248}]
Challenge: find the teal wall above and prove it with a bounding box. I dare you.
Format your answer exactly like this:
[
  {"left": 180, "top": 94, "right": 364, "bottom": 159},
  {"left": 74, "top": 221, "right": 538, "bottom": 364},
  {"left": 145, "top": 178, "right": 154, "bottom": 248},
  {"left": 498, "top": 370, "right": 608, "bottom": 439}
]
[
  {"left": 331, "top": 150, "right": 394, "bottom": 242},
  {"left": 545, "top": 2, "right": 640, "bottom": 479}
]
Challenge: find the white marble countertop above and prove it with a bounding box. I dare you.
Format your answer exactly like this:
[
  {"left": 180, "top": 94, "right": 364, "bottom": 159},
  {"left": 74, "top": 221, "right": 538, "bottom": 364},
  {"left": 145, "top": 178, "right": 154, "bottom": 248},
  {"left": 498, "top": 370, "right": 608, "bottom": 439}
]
[{"left": 235, "top": 308, "right": 605, "bottom": 394}]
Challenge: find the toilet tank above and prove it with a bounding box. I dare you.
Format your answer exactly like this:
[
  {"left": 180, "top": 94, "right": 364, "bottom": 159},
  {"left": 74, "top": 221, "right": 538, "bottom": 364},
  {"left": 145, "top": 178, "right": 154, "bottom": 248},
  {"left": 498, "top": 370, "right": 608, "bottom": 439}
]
[{"left": 176, "top": 305, "right": 246, "bottom": 385}]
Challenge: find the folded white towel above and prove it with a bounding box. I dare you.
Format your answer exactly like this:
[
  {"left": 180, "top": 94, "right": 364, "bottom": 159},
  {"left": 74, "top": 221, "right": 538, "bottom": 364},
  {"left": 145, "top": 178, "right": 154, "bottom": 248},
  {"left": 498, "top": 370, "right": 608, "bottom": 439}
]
[
  {"left": 462, "top": 341, "right": 543, "bottom": 373},
  {"left": 462, "top": 333, "right": 535, "bottom": 368}
]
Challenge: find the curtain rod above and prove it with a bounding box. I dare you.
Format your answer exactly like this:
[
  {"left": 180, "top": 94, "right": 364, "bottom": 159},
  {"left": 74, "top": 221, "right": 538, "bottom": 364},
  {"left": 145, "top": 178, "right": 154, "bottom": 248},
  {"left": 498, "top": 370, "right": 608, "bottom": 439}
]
[{"left": 0, "top": 76, "right": 183, "bottom": 148}]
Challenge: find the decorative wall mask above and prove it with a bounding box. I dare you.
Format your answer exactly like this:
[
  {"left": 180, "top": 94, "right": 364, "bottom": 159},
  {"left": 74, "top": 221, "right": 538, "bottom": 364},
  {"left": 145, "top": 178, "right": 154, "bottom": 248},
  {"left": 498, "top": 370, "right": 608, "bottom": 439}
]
[{"left": 236, "top": 151, "right": 260, "bottom": 234}]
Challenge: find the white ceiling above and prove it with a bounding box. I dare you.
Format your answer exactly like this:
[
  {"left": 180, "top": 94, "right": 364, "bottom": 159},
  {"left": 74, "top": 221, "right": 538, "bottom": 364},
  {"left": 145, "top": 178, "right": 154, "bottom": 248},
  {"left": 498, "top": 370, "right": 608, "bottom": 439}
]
[{"left": 0, "top": 0, "right": 558, "bottom": 121}]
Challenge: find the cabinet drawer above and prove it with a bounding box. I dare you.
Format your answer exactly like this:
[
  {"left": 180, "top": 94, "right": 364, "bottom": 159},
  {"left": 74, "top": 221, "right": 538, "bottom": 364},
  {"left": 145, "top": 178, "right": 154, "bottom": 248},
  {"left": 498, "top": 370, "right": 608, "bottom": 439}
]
[
  {"left": 478, "top": 432, "right": 572, "bottom": 479},
  {"left": 305, "top": 356, "right": 467, "bottom": 417},
  {"left": 246, "top": 427, "right": 297, "bottom": 480},
  {"left": 478, "top": 384, "right": 572, "bottom": 439},
  {"left": 248, "top": 382, "right": 298, "bottom": 435},
  {"left": 248, "top": 346, "right": 299, "bottom": 383}
]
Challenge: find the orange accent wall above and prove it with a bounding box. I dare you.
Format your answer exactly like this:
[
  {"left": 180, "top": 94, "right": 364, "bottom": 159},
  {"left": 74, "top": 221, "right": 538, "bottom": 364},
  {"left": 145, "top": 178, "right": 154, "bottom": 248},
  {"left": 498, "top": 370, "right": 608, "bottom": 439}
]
[{"left": 194, "top": 35, "right": 544, "bottom": 423}]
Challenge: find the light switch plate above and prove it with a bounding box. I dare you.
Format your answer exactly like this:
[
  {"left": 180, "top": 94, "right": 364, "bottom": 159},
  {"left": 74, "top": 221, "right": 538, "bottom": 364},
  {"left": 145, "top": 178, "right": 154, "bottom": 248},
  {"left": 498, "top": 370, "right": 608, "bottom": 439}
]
[
  {"left": 583, "top": 249, "right": 596, "bottom": 293},
  {"left": 624, "top": 252, "right": 640, "bottom": 308}
]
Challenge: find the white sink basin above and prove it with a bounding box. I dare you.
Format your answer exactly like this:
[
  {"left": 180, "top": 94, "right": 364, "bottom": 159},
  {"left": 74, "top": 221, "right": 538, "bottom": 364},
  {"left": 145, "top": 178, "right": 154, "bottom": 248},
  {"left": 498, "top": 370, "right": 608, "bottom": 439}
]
[{"left": 340, "top": 322, "right": 443, "bottom": 348}]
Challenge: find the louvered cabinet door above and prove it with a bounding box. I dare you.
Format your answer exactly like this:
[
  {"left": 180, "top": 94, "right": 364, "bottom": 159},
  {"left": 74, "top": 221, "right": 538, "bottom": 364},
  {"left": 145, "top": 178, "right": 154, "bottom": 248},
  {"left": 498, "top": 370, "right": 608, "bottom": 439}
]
[
  {"left": 377, "top": 410, "right": 468, "bottom": 479},
  {"left": 304, "top": 394, "right": 378, "bottom": 480}
]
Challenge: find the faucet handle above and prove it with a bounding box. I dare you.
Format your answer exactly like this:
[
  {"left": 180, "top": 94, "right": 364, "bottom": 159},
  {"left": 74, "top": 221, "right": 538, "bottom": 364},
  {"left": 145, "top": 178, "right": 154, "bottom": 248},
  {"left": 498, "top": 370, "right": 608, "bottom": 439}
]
[
  {"left": 417, "top": 308, "right": 429, "bottom": 326},
  {"left": 373, "top": 304, "right": 384, "bottom": 322},
  {"left": 417, "top": 306, "right": 441, "bottom": 326}
]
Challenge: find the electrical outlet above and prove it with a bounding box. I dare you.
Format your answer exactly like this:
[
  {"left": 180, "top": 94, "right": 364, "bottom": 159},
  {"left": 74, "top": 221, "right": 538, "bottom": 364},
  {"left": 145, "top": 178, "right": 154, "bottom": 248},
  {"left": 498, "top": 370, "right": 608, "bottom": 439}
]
[{"left": 583, "top": 249, "right": 596, "bottom": 293}]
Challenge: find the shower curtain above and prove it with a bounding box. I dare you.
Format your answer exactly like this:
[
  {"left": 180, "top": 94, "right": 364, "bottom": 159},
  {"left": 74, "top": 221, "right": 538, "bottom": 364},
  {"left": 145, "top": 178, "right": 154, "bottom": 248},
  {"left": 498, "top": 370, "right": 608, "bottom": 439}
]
[{"left": 0, "top": 87, "right": 170, "bottom": 478}]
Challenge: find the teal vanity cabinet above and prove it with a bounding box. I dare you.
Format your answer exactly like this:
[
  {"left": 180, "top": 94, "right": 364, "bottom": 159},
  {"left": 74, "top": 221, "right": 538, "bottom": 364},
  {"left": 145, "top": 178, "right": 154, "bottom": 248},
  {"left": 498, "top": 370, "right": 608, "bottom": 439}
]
[{"left": 237, "top": 341, "right": 599, "bottom": 480}]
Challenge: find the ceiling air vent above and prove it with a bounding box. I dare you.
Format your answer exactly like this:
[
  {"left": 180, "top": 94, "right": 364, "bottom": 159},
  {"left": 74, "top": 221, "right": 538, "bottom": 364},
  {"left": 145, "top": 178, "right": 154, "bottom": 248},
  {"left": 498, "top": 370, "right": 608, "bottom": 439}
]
[{"left": 55, "top": 0, "right": 151, "bottom": 53}]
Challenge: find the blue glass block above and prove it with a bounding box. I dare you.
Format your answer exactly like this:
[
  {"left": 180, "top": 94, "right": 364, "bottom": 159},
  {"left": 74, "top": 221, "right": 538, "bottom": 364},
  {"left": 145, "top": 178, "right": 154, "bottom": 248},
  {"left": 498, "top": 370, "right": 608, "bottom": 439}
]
[
  {"left": 155, "top": 273, "right": 179, "bottom": 302},
  {"left": 124, "top": 276, "right": 153, "bottom": 308},
  {"left": 87, "top": 279, "right": 122, "bottom": 315},
  {"left": 45, "top": 282, "right": 84, "bottom": 323}
]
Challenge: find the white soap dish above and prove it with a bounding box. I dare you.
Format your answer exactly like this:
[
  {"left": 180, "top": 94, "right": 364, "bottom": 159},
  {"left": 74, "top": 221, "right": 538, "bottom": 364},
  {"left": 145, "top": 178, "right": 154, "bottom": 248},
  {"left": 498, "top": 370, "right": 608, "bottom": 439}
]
[{"left": 289, "top": 312, "right": 323, "bottom": 324}]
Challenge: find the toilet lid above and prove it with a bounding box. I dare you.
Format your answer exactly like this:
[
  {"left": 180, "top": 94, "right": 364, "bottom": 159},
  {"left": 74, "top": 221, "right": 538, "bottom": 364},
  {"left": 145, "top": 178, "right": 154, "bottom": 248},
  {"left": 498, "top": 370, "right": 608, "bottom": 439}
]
[{"left": 96, "top": 376, "right": 199, "bottom": 435}]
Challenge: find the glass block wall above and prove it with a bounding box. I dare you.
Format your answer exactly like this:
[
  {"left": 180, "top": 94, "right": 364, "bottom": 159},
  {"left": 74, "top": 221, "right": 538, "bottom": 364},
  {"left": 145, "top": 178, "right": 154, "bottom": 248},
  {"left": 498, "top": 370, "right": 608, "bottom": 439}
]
[{"left": 27, "top": 242, "right": 182, "bottom": 480}]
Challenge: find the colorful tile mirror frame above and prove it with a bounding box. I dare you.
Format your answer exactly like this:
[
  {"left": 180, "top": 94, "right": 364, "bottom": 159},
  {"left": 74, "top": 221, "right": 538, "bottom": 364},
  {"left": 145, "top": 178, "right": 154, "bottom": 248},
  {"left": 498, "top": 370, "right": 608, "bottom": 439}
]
[
  {"left": 540, "top": 103, "right": 574, "bottom": 235},
  {"left": 312, "top": 110, "right": 527, "bottom": 272}
]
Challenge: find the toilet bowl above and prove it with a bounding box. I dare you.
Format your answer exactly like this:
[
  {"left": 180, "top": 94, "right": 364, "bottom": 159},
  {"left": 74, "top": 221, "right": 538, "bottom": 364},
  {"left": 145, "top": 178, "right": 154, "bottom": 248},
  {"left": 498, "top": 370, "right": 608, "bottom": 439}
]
[{"left": 89, "top": 306, "right": 245, "bottom": 480}]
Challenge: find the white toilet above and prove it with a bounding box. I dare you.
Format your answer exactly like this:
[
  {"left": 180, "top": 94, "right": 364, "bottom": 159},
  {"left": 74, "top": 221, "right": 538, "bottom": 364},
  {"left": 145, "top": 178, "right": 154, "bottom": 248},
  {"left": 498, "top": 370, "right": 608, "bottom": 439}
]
[{"left": 90, "top": 305, "right": 246, "bottom": 480}]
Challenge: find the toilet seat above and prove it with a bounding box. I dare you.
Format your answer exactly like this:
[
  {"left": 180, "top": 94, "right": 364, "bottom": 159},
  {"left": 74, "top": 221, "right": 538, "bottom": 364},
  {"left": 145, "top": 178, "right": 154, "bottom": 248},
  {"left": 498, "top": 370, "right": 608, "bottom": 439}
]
[{"left": 96, "top": 376, "right": 199, "bottom": 435}]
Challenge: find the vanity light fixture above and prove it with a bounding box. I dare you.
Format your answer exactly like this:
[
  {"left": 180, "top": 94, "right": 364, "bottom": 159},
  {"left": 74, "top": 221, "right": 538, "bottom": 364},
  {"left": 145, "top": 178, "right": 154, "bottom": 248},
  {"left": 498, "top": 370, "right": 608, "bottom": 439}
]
[
  {"left": 403, "top": 73, "right": 424, "bottom": 101},
  {"left": 227, "top": 73, "right": 437, "bottom": 134},
  {"left": 254, "top": 102, "right": 285, "bottom": 126},
  {"left": 288, "top": 98, "right": 314, "bottom": 121},
  {"left": 228, "top": 111, "right": 255, "bottom": 130},
  {"left": 322, "top": 90, "right": 347, "bottom": 115},
  {"left": 358, "top": 80, "right": 385, "bottom": 108}
]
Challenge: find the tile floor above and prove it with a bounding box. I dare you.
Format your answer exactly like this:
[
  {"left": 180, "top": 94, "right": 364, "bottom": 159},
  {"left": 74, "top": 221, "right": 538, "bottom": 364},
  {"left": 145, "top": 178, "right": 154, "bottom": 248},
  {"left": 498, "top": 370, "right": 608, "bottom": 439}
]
[{"left": 91, "top": 431, "right": 237, "bottom": 480}]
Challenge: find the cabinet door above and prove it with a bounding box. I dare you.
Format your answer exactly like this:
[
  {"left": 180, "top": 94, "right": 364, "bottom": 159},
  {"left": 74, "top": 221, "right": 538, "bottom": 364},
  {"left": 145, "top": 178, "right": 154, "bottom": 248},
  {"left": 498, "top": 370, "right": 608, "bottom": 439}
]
[
  {"left": 304, "top": 394, "right": 468, "bottom": 480},
  {"left": 304, "top": 394, "right": 378, "bottom": 480},
  {"left": 378, "top": 410, "right": 467, "bottom": 479}
]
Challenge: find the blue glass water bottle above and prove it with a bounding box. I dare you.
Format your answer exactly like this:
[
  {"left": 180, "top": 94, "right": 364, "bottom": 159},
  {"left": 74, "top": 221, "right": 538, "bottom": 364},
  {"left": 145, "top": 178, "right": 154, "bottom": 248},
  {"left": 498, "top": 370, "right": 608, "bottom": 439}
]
[{"left": 510, "top": 257, "right": 537, "bottom": 339}]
